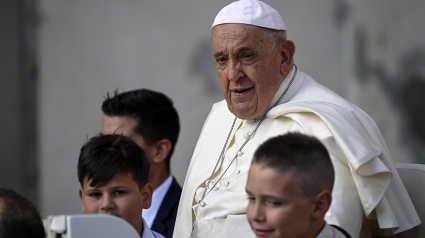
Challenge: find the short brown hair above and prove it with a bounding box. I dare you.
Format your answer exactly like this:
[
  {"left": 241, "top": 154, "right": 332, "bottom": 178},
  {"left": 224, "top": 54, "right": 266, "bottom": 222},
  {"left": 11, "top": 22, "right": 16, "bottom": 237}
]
[{"left": 77, "top": 134, "right": 150, "bottom": 189}]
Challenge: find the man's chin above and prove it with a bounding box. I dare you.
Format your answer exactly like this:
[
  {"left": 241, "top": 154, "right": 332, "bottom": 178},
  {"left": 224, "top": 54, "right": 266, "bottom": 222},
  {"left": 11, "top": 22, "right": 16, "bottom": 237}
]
[{"left": 229, "top": 105, "right": 260, "bottom": 120}]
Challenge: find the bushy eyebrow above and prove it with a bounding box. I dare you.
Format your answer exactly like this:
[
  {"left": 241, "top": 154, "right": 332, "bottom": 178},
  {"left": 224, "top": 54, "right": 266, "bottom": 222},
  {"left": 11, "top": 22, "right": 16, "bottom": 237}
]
[
  {"left": 85, "top": 185, "right": 128, "bottom": 192},
  {"left": 214, "top": 52, "right": 224, "bottom": 58},
  {"left": 213, "top": 47, "right": 257, "bottom": 58}
]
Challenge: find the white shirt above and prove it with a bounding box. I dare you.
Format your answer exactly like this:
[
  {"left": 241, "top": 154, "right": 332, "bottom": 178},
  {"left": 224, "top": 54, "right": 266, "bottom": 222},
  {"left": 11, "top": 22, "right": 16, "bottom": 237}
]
[
  {"left": 143, "top": 175, "right": 173, "bottom": 227},
  {"left": 141, "top": 218, "right": 165, "bottom": 238},
  {"left": 316, "top": 223, "right": 348, "bottom": 238}
]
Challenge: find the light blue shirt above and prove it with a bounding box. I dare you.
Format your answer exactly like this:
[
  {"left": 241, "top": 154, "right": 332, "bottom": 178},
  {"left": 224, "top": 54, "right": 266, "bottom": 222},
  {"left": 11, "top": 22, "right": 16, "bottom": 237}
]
[{"left": 141, "top": 218, "right": 165, "bottom": 238}]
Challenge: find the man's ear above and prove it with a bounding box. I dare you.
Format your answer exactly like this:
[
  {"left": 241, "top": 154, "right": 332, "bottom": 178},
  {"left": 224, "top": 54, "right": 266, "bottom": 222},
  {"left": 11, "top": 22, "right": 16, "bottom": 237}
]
[
  {"left": 279, "top": 40, "right": 295, "bottom": 76},
  {"left": 141, "top": 183, "right": 154, "bottom": 209},
  {"left": 151, "top": 139, "right": 172, "bottom": 164},
  {"left": 311, "top": 190, "right": 332, "bottom": 219},
  {"left": 79, "top": 187, "right": 85, "bottom": 213}
]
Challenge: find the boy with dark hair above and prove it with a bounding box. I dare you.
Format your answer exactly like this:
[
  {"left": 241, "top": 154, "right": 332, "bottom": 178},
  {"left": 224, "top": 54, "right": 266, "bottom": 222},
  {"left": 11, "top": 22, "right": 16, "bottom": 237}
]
[
  {"left": 0, "top": 188, "right": 45, "bottom": 238},
  {"left": 246, "top": 133, "right": 350, "bottom": 238},
  {"left": 101, "top": 89, "right": 181, "bottom": 238},
  {"left": 78, "top": 134, "right": 164, "bottom": 238}
]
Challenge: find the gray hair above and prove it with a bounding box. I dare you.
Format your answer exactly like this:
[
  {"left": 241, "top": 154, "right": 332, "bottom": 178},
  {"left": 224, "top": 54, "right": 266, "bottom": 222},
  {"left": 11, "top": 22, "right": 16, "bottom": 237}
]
[{"left": 262, "top": 28, "right": 287, "bottom": 50}]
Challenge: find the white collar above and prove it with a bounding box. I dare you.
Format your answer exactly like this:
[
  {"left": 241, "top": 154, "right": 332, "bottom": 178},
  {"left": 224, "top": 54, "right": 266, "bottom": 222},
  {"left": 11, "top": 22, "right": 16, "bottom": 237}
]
[
  {"left": 316, "top": 223, "right": 347, "bottom": 238},
  {"left": 143, "top": 175, "right": 173, "bottom": 227},
  {"left": 141, "top": 218, "right": 164, "bottom": 238}
]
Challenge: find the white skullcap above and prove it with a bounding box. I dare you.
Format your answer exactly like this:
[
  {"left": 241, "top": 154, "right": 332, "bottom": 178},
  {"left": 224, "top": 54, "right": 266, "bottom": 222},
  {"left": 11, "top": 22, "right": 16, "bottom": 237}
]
[{"left": 212, "top": 0, "right": 286, "bottom": 30}]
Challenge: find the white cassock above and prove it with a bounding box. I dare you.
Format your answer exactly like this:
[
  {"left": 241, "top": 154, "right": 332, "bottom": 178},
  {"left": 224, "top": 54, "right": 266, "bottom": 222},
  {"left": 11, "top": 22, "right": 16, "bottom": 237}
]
[{"left": 173, "top": 67, "right": 420, "bottom": 238}]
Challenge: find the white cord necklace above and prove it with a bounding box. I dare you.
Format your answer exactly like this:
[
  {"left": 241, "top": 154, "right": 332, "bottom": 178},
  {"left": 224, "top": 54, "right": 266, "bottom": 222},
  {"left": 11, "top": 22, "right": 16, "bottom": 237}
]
[{"left": 190, "top": 64, "right": 297, "bottom": 238}]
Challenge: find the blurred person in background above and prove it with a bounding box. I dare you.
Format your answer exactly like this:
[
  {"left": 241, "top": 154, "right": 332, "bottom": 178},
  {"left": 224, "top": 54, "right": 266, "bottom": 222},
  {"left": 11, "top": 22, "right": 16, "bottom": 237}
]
[{"left": 0, "top": 188, "right": 45, "bottom": 238}]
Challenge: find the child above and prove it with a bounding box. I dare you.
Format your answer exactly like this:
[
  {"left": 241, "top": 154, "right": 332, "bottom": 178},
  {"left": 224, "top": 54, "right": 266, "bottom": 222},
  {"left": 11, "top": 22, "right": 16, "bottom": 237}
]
[
  {"left": 77, "top": 134, "right": 164, "bottom": 238},
  {"left": 246, "top": 133, "right": 350, "bottom": 238}
]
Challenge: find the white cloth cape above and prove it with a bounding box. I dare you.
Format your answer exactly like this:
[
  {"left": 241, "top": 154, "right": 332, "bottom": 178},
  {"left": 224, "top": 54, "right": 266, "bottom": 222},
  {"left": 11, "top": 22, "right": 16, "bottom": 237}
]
[{"left": 173, "top": 70, "right": 420, "bottom": 238}]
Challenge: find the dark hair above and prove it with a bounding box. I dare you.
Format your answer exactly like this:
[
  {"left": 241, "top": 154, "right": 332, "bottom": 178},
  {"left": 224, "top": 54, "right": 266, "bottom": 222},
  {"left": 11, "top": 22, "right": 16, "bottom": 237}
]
[
  {"left": 0, "top": 188, "right": 45, "bottom": 238},
  {"left": 101, "top": 89, "right": 180, "bottom": 171},
  {"left": 77, "top": 134, "right": 150, "bottom": 189},
  {"left": 253, "top": 133, "right": 335, "bottom": 198}
]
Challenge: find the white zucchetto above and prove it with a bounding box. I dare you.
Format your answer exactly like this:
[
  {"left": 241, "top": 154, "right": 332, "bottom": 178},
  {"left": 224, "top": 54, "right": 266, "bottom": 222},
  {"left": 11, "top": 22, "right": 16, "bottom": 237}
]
[{"left": 212, "top": 0, "right": 286, "bottom": 30}]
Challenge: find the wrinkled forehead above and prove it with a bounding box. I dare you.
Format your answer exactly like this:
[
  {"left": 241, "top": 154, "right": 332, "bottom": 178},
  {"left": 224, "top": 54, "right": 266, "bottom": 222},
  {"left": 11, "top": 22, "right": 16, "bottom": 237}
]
[{"left": 211, "top": 24, "right": 269, "bottom": 51}]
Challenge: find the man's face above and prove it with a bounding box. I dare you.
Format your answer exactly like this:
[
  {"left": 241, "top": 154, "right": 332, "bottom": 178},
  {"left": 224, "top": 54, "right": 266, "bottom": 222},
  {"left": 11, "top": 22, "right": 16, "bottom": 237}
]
[
  {"left": 246, "top": 164, "right": 313, "bottom": 238},
  {"left": 79, "top": 173, "right": 152, "bottom": 234},
  {"left": 212, "top": 24, "right": 284, "bottom": 119},
  {"left": 101, "top": 115, "right": 152, "bottom": 160}
]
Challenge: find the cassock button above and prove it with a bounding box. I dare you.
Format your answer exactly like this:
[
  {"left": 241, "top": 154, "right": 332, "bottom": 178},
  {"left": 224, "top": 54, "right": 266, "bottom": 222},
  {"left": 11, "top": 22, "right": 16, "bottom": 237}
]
[
  {"left": 237, "top": 151, "right": 244, "bottom": 157},
  {"left": 200, "top": 201, "right": 206, "bottom": 207},
  {"left": 236, "top": 170, "right": 240, "bottom": 175},
  {"left": 213, "top": 186, "right": 219, "bottom": 191},
  {"left": 224, "top": 181, "right": 230, "bottom": 187},
  {"left": 244, "top": 133, "right": 250, "bottom": 139}
]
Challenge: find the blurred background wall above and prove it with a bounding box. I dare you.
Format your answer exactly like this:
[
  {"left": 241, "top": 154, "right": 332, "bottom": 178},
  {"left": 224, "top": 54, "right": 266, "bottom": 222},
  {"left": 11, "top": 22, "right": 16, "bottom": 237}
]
[{"left": 1, "top": 0, "right": 424, "bottom": 217}]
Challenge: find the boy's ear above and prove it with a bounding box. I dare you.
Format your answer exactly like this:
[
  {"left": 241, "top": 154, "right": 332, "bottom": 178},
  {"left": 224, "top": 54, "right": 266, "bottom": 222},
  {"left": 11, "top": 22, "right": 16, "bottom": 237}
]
[
  {"left": 311, "top": 191, "right": 332, "bottom": 219},
  {"left": 79, "top": 188, "right": 86, "bottom": 213},
  {"left": 151, "top": 139, "right": 172, "bottom": 164},
  {"left": 141, "top": 183, "right": 154, "bottom": 210}
]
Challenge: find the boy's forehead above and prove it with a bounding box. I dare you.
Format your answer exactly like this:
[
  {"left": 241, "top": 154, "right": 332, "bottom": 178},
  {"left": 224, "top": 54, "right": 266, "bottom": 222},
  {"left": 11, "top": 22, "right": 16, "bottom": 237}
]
[
  {"left": 82, "top": 172, "right": 138, "bottom": 189},
  {"left": 247, "top": 164, "right": 303, "bottom": 197}
]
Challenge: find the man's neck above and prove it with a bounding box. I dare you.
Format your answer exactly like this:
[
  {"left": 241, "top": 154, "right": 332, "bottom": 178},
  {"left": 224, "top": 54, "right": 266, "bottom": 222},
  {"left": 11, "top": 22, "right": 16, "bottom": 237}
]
[{"left": 149, "top": 168, "right": 170, "bottom": 190}]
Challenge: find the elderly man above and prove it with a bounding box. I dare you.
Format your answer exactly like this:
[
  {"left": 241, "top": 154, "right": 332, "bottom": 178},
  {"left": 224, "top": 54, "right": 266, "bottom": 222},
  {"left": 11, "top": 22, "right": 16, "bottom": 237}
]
[{"left": 174, "top": 0, "right": 420, "bottom": 237}]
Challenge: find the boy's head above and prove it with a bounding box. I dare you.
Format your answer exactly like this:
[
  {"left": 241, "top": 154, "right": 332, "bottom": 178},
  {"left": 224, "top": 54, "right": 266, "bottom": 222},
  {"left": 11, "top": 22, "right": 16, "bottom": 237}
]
[
  {"left": 246, "top": 133, "right": 335, "bottom": 238},
  {"left": 101, "top": 89, "right": 180, "bottom": 175},
  {"left": 78, "top": 134, "right": 153, "bottom": 235},
  {"left": 0, "top": 188, "right": 45, "bottom": 238}
]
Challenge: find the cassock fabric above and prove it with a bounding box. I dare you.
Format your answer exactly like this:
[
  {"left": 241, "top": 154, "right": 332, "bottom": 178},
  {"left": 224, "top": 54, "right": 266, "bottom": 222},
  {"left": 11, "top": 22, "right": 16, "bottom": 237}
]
[
  {"left": 173, "top": 67, "right": 420, "bottom": 238},
  {"left": 151, "top": 176, "right": 182, "bottom": 238}
]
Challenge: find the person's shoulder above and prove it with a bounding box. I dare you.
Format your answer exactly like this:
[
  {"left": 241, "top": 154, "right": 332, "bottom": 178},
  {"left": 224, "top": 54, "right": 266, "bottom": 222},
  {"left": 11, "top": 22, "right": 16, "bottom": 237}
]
[
  {"left": 204, "top": 99, "right": 234, "bottom": 125},
  {"left": 294, "top": 70, "right": 355, "bottom": 109},
  {"left": 211, "top": 99, "right": 228, "bottom": 112},
  {"left": 170, "top": 176, "right": 182, "bottom": 193}
]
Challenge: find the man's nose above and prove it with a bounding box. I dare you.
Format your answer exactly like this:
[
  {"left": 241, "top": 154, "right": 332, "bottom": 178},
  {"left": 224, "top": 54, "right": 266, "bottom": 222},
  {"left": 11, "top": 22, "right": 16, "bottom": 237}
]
[
  {"left": 227, "top": 61, "right": 244, "bottom": 82},
  {"left": 100, "top": 195, "right": 115, "bottom": 211}
]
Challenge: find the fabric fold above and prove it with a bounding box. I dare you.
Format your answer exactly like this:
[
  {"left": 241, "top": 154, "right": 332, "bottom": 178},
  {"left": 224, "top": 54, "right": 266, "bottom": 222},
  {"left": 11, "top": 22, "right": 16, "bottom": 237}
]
[{"left": 267, "top": 100, "right": 417, "bottom": 234}]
